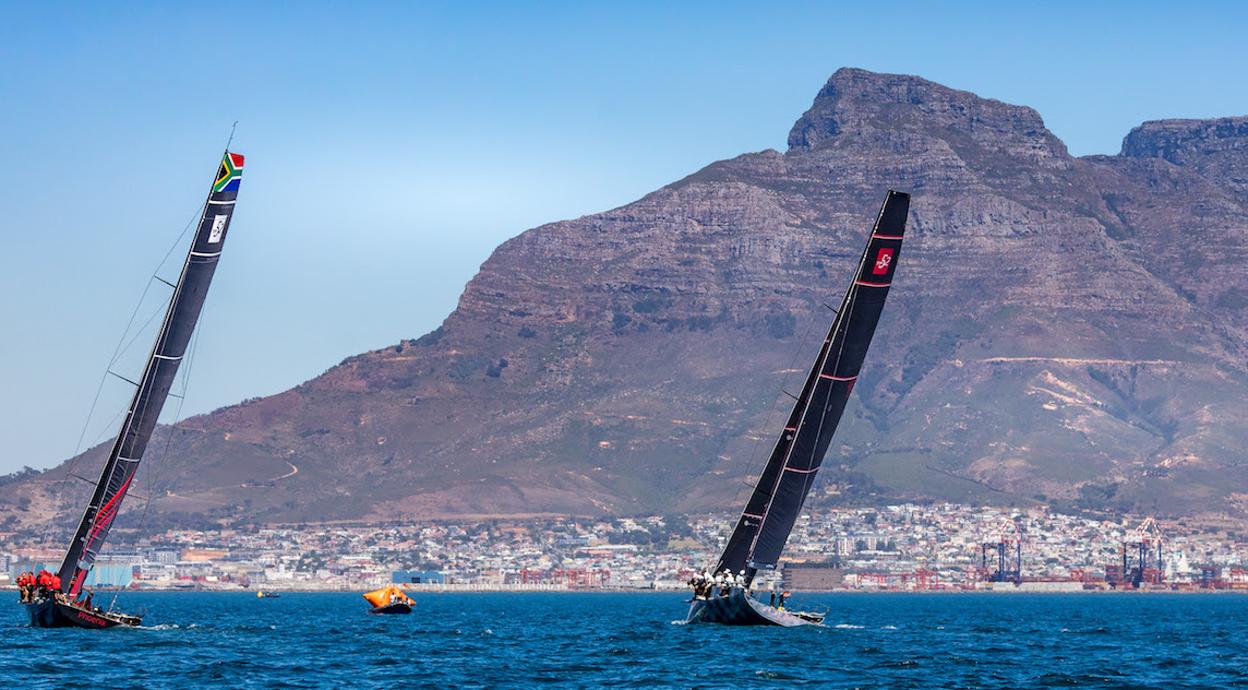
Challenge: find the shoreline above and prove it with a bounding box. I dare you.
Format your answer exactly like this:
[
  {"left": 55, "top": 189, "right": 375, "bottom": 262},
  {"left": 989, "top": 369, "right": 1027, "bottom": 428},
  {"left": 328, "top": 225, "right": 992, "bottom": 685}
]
[{"left": 5, "top": 585, "right": 1244, "bottom": 595}]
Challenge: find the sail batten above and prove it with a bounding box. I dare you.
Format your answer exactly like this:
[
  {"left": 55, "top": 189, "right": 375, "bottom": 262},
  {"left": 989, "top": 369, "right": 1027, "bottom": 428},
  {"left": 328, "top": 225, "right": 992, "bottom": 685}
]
[
  {"left": 713, "top": 191, "right": 909, "bottom": 583},
  {"left": 57, "top": 152, "right": 244, "bottom": 597}
]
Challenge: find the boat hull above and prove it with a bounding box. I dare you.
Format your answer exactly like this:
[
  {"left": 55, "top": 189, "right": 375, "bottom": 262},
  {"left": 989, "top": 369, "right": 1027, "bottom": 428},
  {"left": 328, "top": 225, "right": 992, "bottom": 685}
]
[
  {"left": 23, "top": 598, "right": 141, "bottom": 629},
  {"left": 685, "top": 589, "right": 822, "bottom": 627},
  {"left": 368, "top": 602, "right": 412, "bottom": 615}
]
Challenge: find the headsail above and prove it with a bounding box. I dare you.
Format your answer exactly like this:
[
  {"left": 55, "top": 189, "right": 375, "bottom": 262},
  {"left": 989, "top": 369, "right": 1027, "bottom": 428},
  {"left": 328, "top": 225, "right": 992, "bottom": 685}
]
[
  {"left": 715, "top": 191, "right": 909, "bottom": 584},
  {"left": 57, "top": 152, "right": 245, "bottom": 597}
]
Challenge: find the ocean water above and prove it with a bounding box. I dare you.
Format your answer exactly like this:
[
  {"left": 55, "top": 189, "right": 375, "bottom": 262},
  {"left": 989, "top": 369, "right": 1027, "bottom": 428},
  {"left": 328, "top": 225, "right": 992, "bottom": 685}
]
[{"left": 3, "top": 592, "right": 1246, "bottom": 689}]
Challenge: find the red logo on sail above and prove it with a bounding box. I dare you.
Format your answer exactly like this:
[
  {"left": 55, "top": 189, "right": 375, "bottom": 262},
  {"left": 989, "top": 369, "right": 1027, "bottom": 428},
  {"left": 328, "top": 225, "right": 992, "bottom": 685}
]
[{"left": 872, "top": 247, "right": 894, "bottom": 275}]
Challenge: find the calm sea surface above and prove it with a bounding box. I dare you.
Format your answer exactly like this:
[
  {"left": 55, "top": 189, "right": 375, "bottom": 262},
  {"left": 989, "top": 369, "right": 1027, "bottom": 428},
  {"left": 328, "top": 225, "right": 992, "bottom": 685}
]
[{"left": 3, "top": 592, "right": 1246, "bottom": 689}]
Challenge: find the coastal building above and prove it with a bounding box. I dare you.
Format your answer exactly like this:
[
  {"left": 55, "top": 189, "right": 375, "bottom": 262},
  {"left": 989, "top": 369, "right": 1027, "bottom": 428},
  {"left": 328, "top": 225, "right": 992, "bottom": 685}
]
[
  {"left": 392, "top": 570, "right": 445, "bottom": 585},
  {"left": 783, "top": 561, "right": 845, "bottom": 591}
]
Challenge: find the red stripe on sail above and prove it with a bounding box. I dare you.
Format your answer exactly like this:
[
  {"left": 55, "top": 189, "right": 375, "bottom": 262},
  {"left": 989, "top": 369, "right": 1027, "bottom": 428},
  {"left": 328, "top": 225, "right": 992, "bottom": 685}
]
[{"left": 81, "top": 473, "right": 136, "bottom": 558}]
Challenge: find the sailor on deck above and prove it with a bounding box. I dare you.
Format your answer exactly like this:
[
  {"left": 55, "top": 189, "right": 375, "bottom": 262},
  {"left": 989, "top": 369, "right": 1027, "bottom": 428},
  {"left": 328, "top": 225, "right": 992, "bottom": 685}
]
[{"left": 689, "top": 572, "right": 709, "bottom": 599}]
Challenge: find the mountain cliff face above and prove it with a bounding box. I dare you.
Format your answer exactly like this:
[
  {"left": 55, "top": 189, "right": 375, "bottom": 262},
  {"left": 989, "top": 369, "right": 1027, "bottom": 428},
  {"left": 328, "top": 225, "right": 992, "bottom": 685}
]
[{"left": 5, "top": 68, "right": 1248, "bottom": 531}]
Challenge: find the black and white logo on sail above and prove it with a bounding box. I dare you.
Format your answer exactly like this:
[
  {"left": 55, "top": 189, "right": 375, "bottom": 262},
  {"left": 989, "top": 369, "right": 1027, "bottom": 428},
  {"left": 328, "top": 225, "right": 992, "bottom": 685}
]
[{"left": 208, "top": 214, "right": 228, "bottom": 243}]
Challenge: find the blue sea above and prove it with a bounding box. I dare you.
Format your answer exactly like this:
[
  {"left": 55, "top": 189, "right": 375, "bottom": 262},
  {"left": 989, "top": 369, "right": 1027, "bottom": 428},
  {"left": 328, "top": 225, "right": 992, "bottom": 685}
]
[{"left": 3, "top": 592, "right": 1246, "bottom": 688}]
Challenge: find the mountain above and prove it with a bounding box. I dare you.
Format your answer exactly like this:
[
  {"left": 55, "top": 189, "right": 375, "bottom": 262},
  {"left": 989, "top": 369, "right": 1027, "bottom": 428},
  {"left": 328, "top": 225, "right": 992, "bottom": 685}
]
[{"left": 4, "top": 68, "right": 1248, "bottom": 533}]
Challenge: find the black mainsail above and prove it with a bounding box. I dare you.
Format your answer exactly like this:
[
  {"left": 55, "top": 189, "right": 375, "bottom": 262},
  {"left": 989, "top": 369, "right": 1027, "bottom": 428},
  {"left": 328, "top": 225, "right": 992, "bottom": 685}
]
[
  {"left": 56, "top": 151, "right": 245, "bottom": 599},
  {"left": 715, "top": 190, "right": 909, "bottom": 586}
]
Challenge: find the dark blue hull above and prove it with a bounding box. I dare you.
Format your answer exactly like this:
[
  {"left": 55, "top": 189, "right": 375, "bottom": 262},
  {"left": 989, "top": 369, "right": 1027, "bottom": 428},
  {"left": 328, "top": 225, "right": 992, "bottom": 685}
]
[
  {"left": 22, "top": 598, "right": 141, "bottom": 629},
  {"left": 368, "top": 602, "right": 412, "bottom": 615},
  {"left": 685, "top": 589, "right": 822, "bottom": 627}
]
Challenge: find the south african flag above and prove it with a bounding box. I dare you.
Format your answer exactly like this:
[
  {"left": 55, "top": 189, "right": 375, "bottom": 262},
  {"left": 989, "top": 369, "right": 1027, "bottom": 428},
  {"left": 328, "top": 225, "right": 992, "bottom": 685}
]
[{"left": 213, "top": 152, "right": 245, "bottom": 193}]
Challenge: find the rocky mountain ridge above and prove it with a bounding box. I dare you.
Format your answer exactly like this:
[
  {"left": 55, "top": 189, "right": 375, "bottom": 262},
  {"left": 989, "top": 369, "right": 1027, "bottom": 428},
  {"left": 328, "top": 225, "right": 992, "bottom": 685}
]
[{"left": 4, "top": 68, "right": 1247, "bottom": 533}]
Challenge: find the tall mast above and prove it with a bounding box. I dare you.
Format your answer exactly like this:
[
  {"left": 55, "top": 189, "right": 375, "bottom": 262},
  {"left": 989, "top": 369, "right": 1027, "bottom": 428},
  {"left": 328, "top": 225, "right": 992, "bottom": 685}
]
[
  {"left": 57, "top": 151, "right": 245, "bottom": 597},
  {"left": 714, "top": 191, "right": 909, "bottom": 585}
]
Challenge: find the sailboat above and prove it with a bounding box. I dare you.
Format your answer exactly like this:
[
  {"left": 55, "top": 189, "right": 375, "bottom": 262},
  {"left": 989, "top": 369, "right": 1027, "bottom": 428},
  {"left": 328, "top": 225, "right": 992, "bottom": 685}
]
[
  {"left": 21, "top": 150, "right": 246, "bottom": 628},
  {"left": 686, "top": 190, "right": 909, "bottom": 627}
]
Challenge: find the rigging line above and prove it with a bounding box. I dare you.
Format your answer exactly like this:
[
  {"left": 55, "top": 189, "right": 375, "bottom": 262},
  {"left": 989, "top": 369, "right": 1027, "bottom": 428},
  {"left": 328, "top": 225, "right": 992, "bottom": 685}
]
[
  {"left": 792, "top": 209, "right": 888, "bottom": 522},
  {"left": 797, "top": 284, "right": 858, "bottom": 514},
  {"left": 726, "top": 301, "right": 830, "bottom": 514},
  {"left": 155, "top": 202, "right": 207, "bottom": 279},
  {"left": 138, "top": 296, "right": 204, "bottom": 530},
  {"left": 109, "top": 300, "right": 169, "bottom": 369},
  {"left": 85, "top": 407, "right": 129, "bottom": 451},
  {"left": 59, "top": 188, "right": 210, "bottom": 586},
  {"left": 747, "top": 227, "right": 874, "bottom": 562},
  {"left": 719, "top": 244, "right": 865, "bottom": 568},
  {"left": 107, "top": 371, "right": 141, "bottom": 387},
  {"left": 61, "top": 279, "right": 160, "bottom": 489},
  {"left": 61, "top": 201, "right": 205, "bottom": 489},
  {"left": 748, "top": 296, "right": 848, "bottom": 528}
]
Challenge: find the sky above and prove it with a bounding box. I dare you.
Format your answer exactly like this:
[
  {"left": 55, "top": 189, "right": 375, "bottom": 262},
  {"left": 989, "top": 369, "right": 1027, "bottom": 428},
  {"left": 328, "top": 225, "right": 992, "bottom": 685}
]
[{"left": 1, "top": 1, "right": 1245, "bottom": 474}]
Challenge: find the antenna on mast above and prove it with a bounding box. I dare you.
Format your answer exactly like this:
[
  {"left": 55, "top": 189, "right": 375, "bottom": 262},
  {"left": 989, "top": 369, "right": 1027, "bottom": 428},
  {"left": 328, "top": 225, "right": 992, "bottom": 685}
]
[{"left": 225, "top": 121, "right": 239, "bottom": 152}]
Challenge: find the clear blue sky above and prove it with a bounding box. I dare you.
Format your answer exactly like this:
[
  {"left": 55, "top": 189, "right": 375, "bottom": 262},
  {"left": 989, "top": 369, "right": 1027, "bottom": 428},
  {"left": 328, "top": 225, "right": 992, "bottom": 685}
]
[{"left": 1, "top": 1, "right": 1244, "bottom": 473}]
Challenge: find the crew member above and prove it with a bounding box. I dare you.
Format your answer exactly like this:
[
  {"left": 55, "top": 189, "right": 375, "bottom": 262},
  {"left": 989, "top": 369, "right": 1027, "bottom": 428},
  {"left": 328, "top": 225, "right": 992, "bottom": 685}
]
[
  {"left": 688, "top": 573, "right": 705, "bottom": 600},
  {"left": 777, "top": 591, "right": 788, "bottom": 611}
]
